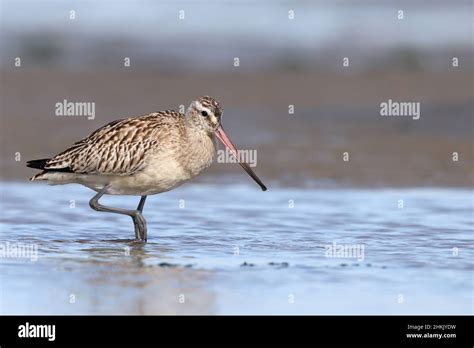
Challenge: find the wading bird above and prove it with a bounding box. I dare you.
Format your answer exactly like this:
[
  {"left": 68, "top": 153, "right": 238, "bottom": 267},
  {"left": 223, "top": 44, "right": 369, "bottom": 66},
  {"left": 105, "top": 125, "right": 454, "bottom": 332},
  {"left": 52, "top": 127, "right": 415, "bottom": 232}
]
[{"left": 27, "top": 96, "right": 266, "bottom": 242}]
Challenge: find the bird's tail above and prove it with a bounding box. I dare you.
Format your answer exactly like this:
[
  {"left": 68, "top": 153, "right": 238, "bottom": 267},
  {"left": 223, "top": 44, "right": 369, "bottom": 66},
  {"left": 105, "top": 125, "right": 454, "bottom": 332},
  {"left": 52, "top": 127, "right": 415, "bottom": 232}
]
[
  {"left": 26, "top": 158, "right": 49, "bottom": 170},
  {"left": 26, "top": 158, "right": 50, "bottom": 181}
]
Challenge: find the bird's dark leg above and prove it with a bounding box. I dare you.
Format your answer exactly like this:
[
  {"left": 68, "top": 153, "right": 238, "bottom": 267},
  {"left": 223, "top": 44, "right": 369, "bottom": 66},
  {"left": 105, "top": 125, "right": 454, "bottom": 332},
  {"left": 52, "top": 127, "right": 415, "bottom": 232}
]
[
  {"left": 135, "top": 196, "right": 148, "bottom": 241},
  {"left": 137, "top": 195, "right": 147, "bottom": 213},
  {"left": 89, "top": 187, "right": 148, "bottom": 242}
]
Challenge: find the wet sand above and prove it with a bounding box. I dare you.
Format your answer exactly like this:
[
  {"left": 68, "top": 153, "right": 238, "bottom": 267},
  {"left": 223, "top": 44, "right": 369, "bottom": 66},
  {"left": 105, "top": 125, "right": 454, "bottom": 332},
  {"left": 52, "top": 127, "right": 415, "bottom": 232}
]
[{"left": 1, "top": 69, "right": 472, "bottom": 187}]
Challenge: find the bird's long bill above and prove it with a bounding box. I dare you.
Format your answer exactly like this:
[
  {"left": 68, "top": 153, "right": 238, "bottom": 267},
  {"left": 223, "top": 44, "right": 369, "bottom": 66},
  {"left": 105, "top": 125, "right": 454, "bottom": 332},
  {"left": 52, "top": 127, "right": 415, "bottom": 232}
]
[{"left": 215, "top": 125, "right": 267, "bottom": 191}]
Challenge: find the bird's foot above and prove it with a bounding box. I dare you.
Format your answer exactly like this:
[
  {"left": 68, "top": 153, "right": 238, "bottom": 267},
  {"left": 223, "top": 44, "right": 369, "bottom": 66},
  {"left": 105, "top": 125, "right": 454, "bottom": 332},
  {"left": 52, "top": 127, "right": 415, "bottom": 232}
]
[{"left": 132, "top": 211, "right": 148, "bottom": 242}]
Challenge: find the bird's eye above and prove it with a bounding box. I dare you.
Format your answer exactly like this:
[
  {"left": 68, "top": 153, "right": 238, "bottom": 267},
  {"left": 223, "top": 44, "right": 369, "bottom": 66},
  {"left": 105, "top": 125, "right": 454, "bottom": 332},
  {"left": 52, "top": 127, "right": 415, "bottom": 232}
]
[{"left": 201, "top": 111, "right": 208, "bottom": 117}]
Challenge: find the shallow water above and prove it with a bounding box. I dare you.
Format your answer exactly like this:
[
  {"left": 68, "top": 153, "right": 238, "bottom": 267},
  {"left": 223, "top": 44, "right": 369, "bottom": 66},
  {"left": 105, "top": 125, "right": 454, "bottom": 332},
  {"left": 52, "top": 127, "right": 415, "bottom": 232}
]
[{"left": 0, "top": 182, "right": 472, "bottom": 314}]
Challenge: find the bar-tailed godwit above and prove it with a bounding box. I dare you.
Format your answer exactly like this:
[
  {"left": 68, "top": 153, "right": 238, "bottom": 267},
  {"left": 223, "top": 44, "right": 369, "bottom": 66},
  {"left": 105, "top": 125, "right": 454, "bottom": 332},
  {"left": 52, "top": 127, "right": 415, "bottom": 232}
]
[{"left": 27, "top": 96, "right": 266, "bottom": 242}]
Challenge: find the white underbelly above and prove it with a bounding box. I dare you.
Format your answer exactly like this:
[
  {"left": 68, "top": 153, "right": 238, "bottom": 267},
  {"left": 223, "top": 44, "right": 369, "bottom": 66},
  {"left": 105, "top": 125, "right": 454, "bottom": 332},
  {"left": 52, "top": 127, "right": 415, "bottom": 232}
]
[
  {"left": 107, "top": 158, "right": 192, "bottom": 195},
  {"left": 38, "top": 159, "right": 193, "bottom": 196}
]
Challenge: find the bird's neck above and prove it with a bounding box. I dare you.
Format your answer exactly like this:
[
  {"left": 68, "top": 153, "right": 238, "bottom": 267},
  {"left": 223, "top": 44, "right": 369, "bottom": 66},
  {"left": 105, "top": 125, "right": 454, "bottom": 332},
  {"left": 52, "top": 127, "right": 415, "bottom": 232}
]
[{"left": 180, "top": 126, "right": 217, "bottom": 177}]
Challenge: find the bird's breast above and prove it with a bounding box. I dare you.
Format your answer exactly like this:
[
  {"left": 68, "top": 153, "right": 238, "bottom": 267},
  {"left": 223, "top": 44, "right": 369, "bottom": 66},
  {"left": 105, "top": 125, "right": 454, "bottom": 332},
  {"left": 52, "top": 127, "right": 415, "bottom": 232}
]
[
  {"left": 180, "top": 132, "right": 217, "bottom": 178},
  {"left": 123, "top": 131, "right": 216, "bottom": 195}
]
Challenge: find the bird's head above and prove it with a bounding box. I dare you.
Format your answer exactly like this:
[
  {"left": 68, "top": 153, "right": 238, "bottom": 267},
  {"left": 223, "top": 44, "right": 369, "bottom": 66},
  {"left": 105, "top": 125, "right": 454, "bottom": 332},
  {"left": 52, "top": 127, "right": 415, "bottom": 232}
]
[
  {"left": 186, "top": 96, "right": 267, "bottom": 191},
  {"left": 186, "top": 95, "right": 223, "bottom": 133}
]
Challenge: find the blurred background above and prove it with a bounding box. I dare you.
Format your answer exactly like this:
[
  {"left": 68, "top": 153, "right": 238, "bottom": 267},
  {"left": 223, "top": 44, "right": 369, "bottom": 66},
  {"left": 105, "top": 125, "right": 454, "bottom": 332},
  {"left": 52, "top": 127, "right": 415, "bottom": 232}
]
[
  {"left": 1, "top": 0, "right": 473, "bottom": 316},
  {"left": 1, "top": 0, "right": 473, "bottom": 187}
]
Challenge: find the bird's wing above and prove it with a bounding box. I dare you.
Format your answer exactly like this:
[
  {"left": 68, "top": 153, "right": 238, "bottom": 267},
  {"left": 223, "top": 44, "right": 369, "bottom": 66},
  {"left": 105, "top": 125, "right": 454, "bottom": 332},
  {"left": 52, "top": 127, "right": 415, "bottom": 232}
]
[{"left": 45, "top": 111, "right": 184, "bottom": 175}]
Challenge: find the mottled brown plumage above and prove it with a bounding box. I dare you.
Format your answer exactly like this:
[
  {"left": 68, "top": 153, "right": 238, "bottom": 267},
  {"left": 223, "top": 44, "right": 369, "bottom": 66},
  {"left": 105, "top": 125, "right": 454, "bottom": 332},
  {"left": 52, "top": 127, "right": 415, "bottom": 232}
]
[{"left": 45, "top": 110, "right": 186, "bottom": 176}]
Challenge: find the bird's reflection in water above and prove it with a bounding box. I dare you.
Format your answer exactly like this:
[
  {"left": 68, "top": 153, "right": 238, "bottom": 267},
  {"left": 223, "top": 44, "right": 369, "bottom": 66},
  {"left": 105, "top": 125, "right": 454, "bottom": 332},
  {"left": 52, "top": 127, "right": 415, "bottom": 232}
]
[{"left": 73, "top": 239, "right": 216, "bottom": 314}]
